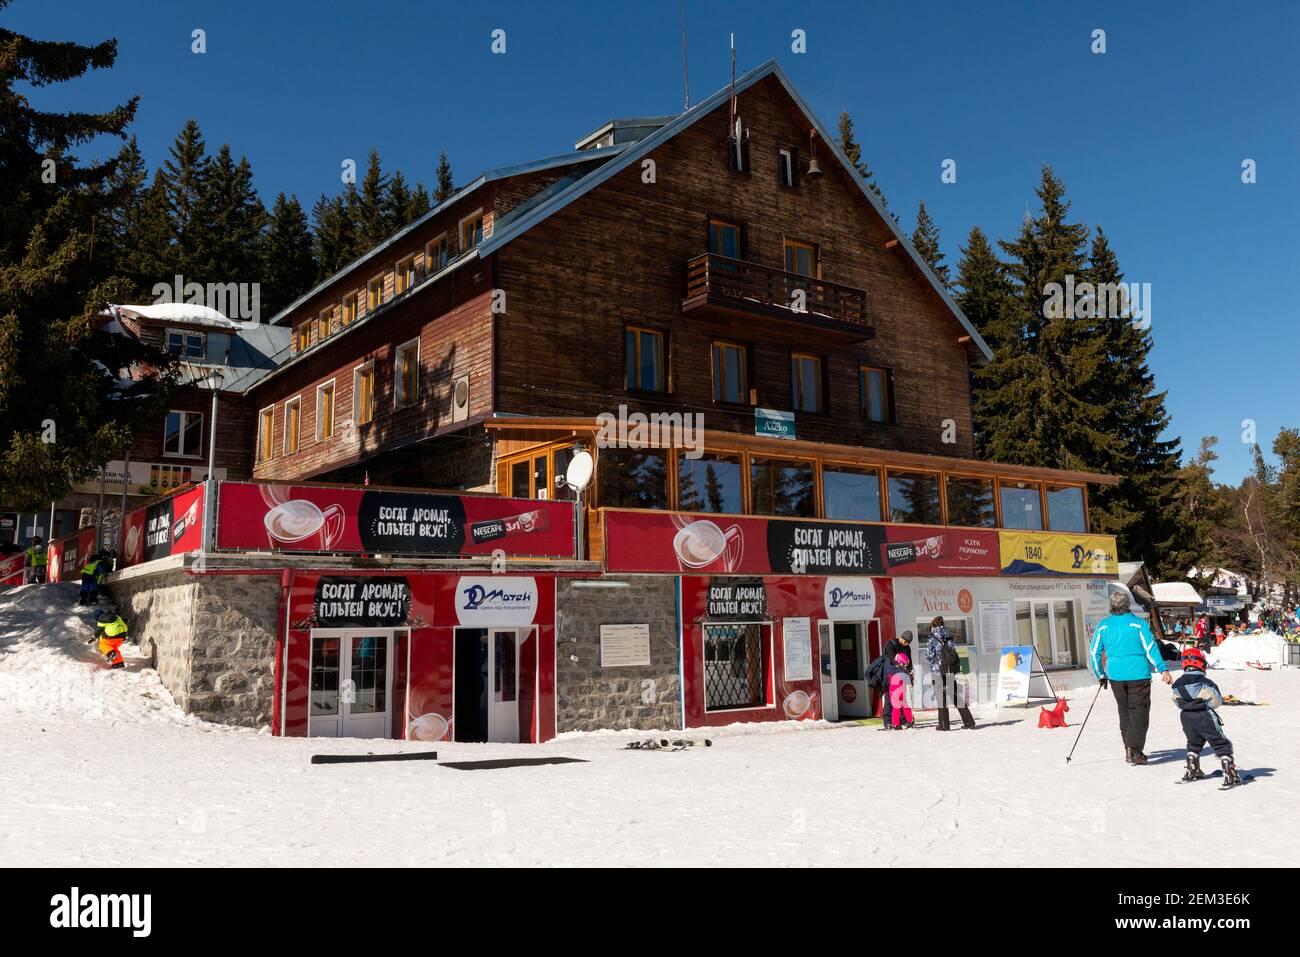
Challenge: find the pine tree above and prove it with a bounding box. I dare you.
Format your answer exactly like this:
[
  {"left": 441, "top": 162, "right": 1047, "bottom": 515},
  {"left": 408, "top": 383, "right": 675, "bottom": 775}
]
[
  {"left": 349, "top": 148, "right": 390, "bottom": 254},
  {"left": 910, "top": 201, "right": 949, "bottom": 288},
  {"left": 261, "top": 193, "right": 316, "bottom": 317},
  {"left": 206, "top": 145, "right": 266, "bottom": 284},
  {"left": 954, "top": 226, "right": 1013, "bottom": 352},
  {"left": 160, "top": 119, "right": 216, "bottom": 279},
  {"left": 434, "top": 151, "right": 454, "bottom": 202},
  {"left": 836, "top": 111, "right": 893, "bottom": 219},
  {"left": 0, "top": 7, "right": 175, "bottom": 509},
  {"left": 311, "top": 193, "right": 355, "bottom": 280},
  {"left": 408, "top": 181, "right": 431, "bottom": 221},
  {"left": 383, "top": 170, "right": 412, "bottom": 230},
  {"left": 975, "top": 166, "right": 1114, "bottom": 473}
]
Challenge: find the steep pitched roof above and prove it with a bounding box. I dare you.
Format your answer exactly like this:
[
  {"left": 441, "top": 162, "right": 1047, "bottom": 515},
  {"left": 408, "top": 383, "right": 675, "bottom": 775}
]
[{"left": 479, "top": 58, "right": 993, "bottom": 362}]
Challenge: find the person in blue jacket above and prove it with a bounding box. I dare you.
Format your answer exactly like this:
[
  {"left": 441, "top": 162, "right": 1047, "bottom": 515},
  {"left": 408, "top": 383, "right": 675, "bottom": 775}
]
[{"left": 1088, "top": 590, "right": 1172, "bottom": 765}]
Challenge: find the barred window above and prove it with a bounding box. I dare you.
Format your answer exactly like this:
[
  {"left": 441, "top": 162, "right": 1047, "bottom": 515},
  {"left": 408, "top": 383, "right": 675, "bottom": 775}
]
[{"left": 704, "top": 623, "right": 769, "bottom": 712}]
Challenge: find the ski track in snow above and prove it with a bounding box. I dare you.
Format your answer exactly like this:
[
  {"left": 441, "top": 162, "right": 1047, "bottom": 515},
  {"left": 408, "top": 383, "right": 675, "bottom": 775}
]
[{"left": 1, "top": 582, "right": 1297, "bottom": 867}]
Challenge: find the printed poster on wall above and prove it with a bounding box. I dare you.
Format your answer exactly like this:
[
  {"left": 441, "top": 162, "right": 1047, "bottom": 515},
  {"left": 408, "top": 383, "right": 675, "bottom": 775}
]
[
  {"left": 600, "top": 624, "right": 651, "bottom": 667},
  {"left": 782, "top": 617, "right": 814, "bottom": 681},
  {"left": 215, "top": 482, "right": 575, "bottom": 558},
  {"left": 604, "top": 509, "right": 887, "bottom": 575},
  {"left": 999, "top": 531, "right": 1118, "bottom": 577},
  {"left": 978, "top": 600, "right": 1014, "bottom": 652}
]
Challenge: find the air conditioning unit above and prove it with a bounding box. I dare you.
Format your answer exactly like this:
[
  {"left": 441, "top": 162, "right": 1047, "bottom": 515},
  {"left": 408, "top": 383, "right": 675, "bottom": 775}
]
[{"left": 451, "top": 374, "right": 470, "bottom": 423}]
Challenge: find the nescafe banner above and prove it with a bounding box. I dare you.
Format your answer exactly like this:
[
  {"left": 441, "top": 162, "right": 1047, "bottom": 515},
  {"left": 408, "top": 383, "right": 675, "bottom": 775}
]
[
  {"left": 215, "top": 482, "right": 575, "bottom": 558},
  {"left": 706, "top": 577, "right": 768, "bottom": 620},
  {"left": 314, "top": 575, "right": 411, "bottom": 627},
  {"left": 121, "top": 484, "right": 205, "bottom": 568}
]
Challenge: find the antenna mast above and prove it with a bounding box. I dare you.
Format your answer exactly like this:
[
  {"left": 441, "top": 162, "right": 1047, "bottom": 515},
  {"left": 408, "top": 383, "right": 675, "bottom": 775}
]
[{"left": 680, "top": 0, "right": 690, "bottom": 110}]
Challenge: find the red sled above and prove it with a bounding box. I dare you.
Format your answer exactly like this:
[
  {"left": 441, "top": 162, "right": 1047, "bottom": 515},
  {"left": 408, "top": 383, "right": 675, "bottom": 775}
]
[
  {"left": 1038, "top": 697, "right": 1069, "bottom": 728},
  {"left": 1247, "top": 661, "right": 1273, "bottom": 671}
]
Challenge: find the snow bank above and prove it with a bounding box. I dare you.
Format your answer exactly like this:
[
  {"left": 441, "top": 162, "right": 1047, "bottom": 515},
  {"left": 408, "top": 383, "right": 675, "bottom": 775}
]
[{"left": 1210, "top": 630, "right": 1290, "bottom": 670}]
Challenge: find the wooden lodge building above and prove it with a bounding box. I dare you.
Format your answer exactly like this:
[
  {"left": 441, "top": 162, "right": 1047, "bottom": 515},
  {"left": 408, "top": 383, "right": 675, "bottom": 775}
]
[{"left": 93, "top": 61, "right": 1124, "bottom": 743}]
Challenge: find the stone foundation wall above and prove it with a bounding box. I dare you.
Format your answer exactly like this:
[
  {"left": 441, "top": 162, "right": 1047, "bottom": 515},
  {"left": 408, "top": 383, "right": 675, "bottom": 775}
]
[
  {"left": 556, "top": 577, "right": 680, "bottom": 733},
  {"left": 107, "top": 566, "right": 280, "bottom": 729}
]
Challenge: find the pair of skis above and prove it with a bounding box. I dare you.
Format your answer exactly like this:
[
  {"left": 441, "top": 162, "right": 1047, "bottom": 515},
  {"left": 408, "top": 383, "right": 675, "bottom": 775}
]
[{"left": 625, "top": 738, "right": 713, "bottom": 752}]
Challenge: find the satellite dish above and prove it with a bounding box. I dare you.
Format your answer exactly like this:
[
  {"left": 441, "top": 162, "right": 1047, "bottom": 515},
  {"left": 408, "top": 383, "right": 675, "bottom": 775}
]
[{"left": 565, "top": 450, "right": 594, "bottom": 493}]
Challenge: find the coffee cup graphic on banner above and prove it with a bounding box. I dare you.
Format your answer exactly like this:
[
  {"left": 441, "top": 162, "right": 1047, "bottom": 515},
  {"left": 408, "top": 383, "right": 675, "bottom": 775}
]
[
  {"left": 260, "top": 485, "right": 345, "bottom": 549},
  {"left": 671, "top": 517, "right": 743, "bottom": 572}
]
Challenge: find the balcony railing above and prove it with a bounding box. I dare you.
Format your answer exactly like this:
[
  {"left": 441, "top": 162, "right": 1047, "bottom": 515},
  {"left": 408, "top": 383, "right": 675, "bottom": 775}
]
[{"left": 683, "top": 253, "right": 874, "bottom": 338}]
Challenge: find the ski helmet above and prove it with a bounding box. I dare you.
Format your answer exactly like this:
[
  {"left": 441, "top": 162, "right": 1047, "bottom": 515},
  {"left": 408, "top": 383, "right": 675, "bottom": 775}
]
[
  {"left": 1181, "top": 647, "right": 1207, "bottom": 672},
  {"left": 894, "top": 652, "right": 910, "bottom": 667},
  {"left": 96, "top": 608, "right": 117, "bottom": 623}
]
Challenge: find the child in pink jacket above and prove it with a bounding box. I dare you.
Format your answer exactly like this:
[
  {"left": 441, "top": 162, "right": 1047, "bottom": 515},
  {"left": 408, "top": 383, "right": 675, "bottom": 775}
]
[{"left": 889, "top": 652, "right": 915, "bottom": 729}]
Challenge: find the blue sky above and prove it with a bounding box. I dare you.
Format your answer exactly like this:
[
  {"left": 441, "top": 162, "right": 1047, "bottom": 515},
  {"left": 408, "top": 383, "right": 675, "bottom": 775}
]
[{"left": 8, "top": 0, "right": 1296, "bottom": 484}]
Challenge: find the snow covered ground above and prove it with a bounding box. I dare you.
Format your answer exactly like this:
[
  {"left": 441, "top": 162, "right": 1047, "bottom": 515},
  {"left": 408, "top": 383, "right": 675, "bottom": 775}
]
[{"left": 2, "top": 583, "right": 1297, "bottom": 867}]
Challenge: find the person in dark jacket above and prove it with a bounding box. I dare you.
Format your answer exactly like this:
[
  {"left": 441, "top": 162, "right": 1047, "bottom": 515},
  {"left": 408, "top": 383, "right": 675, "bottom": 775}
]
[
  {"left": 875, "top": 630, "right": 913, "bottom": 730},
  {"left": 925, "top": 616, "right": 975, "bottom": 731},
  {"left": 1173, "top": 647, "right": 1242, "bottom": 786}
]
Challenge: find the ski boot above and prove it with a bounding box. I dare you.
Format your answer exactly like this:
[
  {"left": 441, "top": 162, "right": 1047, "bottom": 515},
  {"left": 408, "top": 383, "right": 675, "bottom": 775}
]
[
  {"left": 1130, "top": 749, "right": 1148, "bottom": 765},
  {"left": 1124, "top": 747, "right": 1134, "bottom": 764},
  {"left": 1182, "top": 751, "right": 1207, "bottom": 782},
  {"left": 1220, "top": 755, "right": 1242, "bottom": 788}
]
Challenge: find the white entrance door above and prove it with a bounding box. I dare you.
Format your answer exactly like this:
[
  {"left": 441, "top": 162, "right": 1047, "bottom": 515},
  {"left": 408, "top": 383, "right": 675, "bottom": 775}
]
[
  {"left": 488, "top": 628, "right": 521, "bottom": 743},
  {"left": 308, "top": 630, "right": 394, "bottom": 738},
  {"left": 818, "top": 621, "right": 838, "bottom": 722}
]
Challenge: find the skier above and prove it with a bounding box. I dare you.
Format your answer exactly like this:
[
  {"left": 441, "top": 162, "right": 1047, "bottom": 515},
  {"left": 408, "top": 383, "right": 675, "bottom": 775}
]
[
  {"left": 78, "top": 551, "right": 109, "bottom": 605},
  {"left": 93, "top": 608, "right": 128, "bottom": 670},
  {"left": 888, "top": 652, "right": 914, "bottom": 729},
  {"left": 1173, "top": 647, "right": 1242, "bottom": 787},
  {"left": 1088, "top": 591, "right": 1172, "bottom": 765},
  {"left": 873, "top": 630, "right": 913, "bottom": 730},
  {"left": 925, "top": 616, "right": 975, "bottom": 731},
  {"left": 24, "top": 535, "right": 48, "bottom": 584}
]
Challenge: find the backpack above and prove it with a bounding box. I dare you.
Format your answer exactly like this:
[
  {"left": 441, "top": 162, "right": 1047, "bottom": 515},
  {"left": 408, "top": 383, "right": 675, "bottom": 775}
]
[
  {"left": 865, "top": 653, "right": 888, "bottom": 688},
  {"left": 943, "top": 641, "right": 962, "bottom": 672}
]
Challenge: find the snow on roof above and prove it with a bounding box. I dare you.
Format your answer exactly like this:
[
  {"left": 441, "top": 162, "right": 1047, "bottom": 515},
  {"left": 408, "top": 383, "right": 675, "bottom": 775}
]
[
  {"left": 1153, "top": 581, "right": 1204, "bottom": 606},
  {"left": 114, "top": 303, "right": 239, "bottom": 329}
]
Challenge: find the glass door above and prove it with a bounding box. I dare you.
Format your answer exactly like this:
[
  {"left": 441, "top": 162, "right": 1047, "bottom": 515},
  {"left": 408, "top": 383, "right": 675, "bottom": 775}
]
[
  {"left": 833, "top": 621, "right": 868, "bottom": 718},
  {"left": 489, "top": 628, "right": 520, "bottom": 743},
  {"left": 309, "top": 635, "right": 342, "bottom": 737},
  {"left": 817, "top": 621, "right": 837, "bottom": 722},
  {"left": 307, "top": 631, "right": 392, "bottom": 738}
]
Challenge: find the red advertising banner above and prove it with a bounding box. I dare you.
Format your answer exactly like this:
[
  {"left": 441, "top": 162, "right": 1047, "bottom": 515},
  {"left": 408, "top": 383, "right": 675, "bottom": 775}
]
[
  {"left": 0, "top": 551, "right": 25, "bottom": 586},
  {"left": 120, "top": 484, "right": 205, "bottom": 568},
  {"left": 603, "top": 509, "right": 889, "bottom": 576},
  {"left": 48, "top": 526, "right": 99, "bottom": 582},
  {"left": 215, "top": 482, "right": 575, "bottom": 559},
  {"left": 881, "top": 526, "right": 1000, "bottom": 576}
]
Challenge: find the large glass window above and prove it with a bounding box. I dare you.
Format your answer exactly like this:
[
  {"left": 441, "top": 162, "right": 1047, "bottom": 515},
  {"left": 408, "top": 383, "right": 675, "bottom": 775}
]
[
  {"left": 1000, "top": 480, "right": 1043, "bottom": 530},
  {"left": 712, "top": 341, "right": 748, "bottom": 404},
  {"left": 1015, "top": 600, "right": 1079, "bottom": 667},
  {"left": 1047, "top": 484, "right": 1087, "bottom": 532},
  {"left": 750, "top": 457, "right": 815, "bottom": 517},
  {"left": 678, "top": 453, "right": 743, "bottom": 515},
  {"left": 822, "top": 465, "right": 882, "bottom": 522},
  {"left": 163, "top": 411, "right": 203, "bottom": 457},
  {"left": 887, "top": 470, "right": 942, "bottom": 524},
  {"left": 625, "top": 327, "right": 665, "bottom": 392},
  {"left": 310, "top": 637, "right": 340, "bottom": 716},
  {"left": 945, "top": 475, "right": 996, "bottom": 527},
  {"left": 860, "top": 366, "right": 890, "bottom": 423},
  {"left": 598, "top": 449, "right": 670, "bottom": 510},
  {"left": 791, "top": 353, "right": 823, "bottom": 413}
]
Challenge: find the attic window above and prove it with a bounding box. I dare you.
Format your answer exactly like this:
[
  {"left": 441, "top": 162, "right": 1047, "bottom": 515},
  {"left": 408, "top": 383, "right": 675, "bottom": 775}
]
[
  {"left": 778, "top": 148, "right": 796, "bottom": 188},
  {"left": 726, "top": 118, "right": 750, "bottom": 174},
  {"left": 166, "top": 328, "right": 206, "bottom": 359}
]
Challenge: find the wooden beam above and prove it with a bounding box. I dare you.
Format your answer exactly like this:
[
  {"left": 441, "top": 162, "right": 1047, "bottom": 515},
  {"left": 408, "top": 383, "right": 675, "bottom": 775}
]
[{"left": 884, "top": 238, "right": 900, "bottom": 249}]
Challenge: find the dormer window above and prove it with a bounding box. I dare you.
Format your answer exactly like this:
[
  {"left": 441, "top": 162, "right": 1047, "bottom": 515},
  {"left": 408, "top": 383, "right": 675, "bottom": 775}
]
[
  {"left": 459, "top": 212, "right": 485, "bottom": 252},
  {"left": 395, "top": 255, "right": 416, "bottom": 295},
  {"left": 166, "top": 328, "right": 206, "bottom": 359}
]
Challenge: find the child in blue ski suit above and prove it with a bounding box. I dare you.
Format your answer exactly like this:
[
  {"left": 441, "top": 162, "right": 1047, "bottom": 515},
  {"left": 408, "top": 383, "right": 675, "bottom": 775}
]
[{"left": 1173, "top": 647, "right": 1242, "bottom": 786}]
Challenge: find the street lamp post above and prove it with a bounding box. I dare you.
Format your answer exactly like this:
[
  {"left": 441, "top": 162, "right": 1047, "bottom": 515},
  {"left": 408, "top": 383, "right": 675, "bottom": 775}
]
[{"left": 199, "top": 367, "right": 225, "bottom": 553}]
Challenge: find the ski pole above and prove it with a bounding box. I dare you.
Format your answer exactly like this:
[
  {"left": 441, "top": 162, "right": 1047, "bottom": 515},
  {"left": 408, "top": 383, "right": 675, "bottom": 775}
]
[{"left": 1065, "top": 682, "right": 1104, "bottom": 764}]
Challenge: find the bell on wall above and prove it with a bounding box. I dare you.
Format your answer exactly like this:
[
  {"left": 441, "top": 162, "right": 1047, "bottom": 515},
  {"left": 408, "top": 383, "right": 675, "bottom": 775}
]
[{"left": 806, "top": 128, "right": 823, "bottom": 177}]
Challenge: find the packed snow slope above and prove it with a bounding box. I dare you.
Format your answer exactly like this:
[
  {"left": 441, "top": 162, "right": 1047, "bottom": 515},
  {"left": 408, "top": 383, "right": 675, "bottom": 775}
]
[{"left": 1, "top": 583, "right": 1297, "bottom": 867}]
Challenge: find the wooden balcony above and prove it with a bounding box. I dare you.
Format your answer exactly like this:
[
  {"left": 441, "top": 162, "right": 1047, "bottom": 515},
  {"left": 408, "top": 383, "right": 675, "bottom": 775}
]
[{"left": 682, "top": 253, "right": 874, "bottom": 341}]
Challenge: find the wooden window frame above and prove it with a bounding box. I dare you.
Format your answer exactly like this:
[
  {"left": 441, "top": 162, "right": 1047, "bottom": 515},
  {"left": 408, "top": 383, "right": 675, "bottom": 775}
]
[
  {"left": 747, "top": 452, "right": 817, "bottom": 519},
  {"left": 165, "top": 328, "right": 207, "bottom": 359},
  {"left": 711, "top": 339, "right": 751, "bottom": 406},
  {"left": 783, "top": 238, "right": 820, "bottom": 279},
  {"left": 424, "top": 234, "right": 449, "bottom": 275},
  {"left": 316, "top": 379, "right": 336, "bottom": 441},
  {"left": 395, "top": 255, "right": 416, "bottom": 295},
  {"left": 342, "top": 293, "right": 358, "bottom": 327},
  {"left": 283, "top": 395, "right": 302, "bottom": 455},
  {"left": 353, "top": 360, "right": 376, "bottom": 425},
  {"left": 366, "top": 274, "right": 386, "bottom": 313},
  {"left": 319, "top": 307, "right": 335, "bottom": 340},
  {"left": 1045, "top": 482, "right": 1089, "bottom": 533},
  {"left": 708, "top": 216, "right": 743, "bottom": 260},
  {"left": 395, "top": 337, "right": 420, "bottom": 408},
  {"left": 162, "top": 409, "right": 204, "bottom": 459},
  {"left": 997, "top": 478, "right": 1046, "bottom": 531},
  {"left": 819, "top": 460, "right": 885, "bottom": 523},
  {"left": 258, "top": 405, "right": 275, "bottom": 462},
  {"left": 790, "top": 352, "right": 825, "bottom": 414},
  {"left": 293, "top": 321, "right": 311, "bottom": 354},
  {"left": 624, "top": 325, "right": 667, "bottom": 393},
  {"left": 943, "top": 472, "right": 997, "bottom": 529},
  {"left": 458, "top": 208, "right": 485, "bottom": 253},
  {"left": 884, "top": 467, "right": 944, "bottom": 525},
  {"left": 859, "top": 364, "right": 893, "bottom": 424}
]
